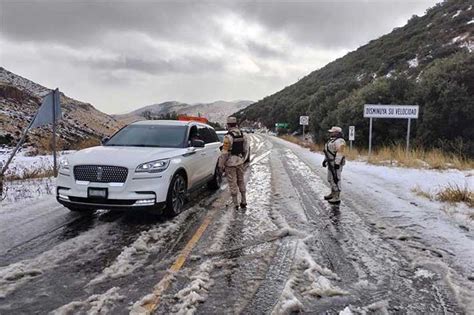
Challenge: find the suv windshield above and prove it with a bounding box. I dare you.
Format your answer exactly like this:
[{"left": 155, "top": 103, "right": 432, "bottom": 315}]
[{"left": 106, "top": 125, "right": 187, "bottom": 148}]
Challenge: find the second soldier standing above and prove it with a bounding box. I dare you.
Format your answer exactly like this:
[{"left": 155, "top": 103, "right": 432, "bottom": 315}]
[
  {"left": 322, "top": 126, "right": 346, "bottom": 205},
  {"left": 219, "top": 117, "right": 248, "bottom": 210}
]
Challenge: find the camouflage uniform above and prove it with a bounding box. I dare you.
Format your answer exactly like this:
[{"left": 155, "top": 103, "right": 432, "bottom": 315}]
[
  {"left": 323, "top": 127, "right": 346, "bottom": 204},
  {"left": 219, "top": 124, "right": 248, "bottom": 209}
]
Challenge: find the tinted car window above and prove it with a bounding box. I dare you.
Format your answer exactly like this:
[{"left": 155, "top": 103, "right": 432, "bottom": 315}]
[
  {"left": 198, "top": 126, "right": 214, "bottom": 144},
  {"left": 208, "top": 128, "right": 220, "bottom": 143},
  {"left": 106, "top": 125, "right": 186, "bottom": 148}
]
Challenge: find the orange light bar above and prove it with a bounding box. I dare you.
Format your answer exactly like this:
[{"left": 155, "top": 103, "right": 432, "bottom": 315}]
[{"left": 178, "top": 115, "right": 209, "bottom": 123}]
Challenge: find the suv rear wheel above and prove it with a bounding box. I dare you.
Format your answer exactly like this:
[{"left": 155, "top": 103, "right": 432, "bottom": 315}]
[{"left": 165, "top": 172, "right": 187, "bottom": 217}]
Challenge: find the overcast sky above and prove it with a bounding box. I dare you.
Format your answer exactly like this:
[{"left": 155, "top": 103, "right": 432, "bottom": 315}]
[{"left": 0, "top": 0, "right": 438, "bottom": 114}]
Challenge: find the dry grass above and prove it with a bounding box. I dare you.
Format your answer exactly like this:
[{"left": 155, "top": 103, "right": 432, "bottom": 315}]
[
  {"left": 280, "top": 136, "right": 474, "bottom": 171},
  {"left": 31, "top": 136, "right": 100, "bottom": 155},
  {"left": 436, "top": 184, "right": 473, "bottom": 208},
  {"left": 4, "top": 166, "right": 55, "bottom": 181},
  {"left": 411, "top": 185, "right": 434, "bottom": 201},
  {"left": 74, "top": 137, "right": 101, "bottom": 150},
  {"left": 410, "top": 184, "right": 473, "bottom": 208}
]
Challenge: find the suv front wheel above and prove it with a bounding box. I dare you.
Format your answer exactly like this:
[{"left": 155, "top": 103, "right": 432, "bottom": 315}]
[{"left": 165, "top": 172, "right": 187, "bottom": 217}]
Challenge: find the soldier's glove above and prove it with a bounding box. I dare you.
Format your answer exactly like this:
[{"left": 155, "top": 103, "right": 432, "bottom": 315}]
[
  {"left": 334, "top": 164, "right": 340, "bottom": 170},
  {"left": 322, "top": 160, "right": 328, "bottom": 168}
]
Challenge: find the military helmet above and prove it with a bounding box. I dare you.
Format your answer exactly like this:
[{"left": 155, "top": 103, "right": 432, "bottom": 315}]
[
  {"left": 227, "top": 116, "right": 238, "bottom": 124},
  {"left": 328, "top": 126, "right": 342, "bottom": 133}
]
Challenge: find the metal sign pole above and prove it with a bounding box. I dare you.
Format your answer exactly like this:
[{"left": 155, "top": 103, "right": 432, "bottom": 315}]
[
  {"left": 406, "top": 118, "right": 411, "bottom": 153},
  {"left": 52, "top": 89, "right": 58, "bottom": 177},
  {"left": 302, "top": 124, "right": 305, "bottom": 140},
  {"left": 368, "top": 117, "right": 373, "bottom": 157},
  {"left": 350, "top": 140, "right": 353, "bottom": 151}
]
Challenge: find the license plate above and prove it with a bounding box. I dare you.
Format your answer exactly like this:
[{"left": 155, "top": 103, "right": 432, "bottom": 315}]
[{"left": 88, "top": 188, "right": 108, "bottom": 199}]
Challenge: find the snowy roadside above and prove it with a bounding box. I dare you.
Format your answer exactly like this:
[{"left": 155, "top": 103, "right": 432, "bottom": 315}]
[
  {"left": 0, "top": 148, "right": 74, "bottom": 178},
  {"left": 0, "top": 149, "right": 76, "bottom": 203},
  {"left": 274, "top": 137, "right": 473, "bottom": 226}
]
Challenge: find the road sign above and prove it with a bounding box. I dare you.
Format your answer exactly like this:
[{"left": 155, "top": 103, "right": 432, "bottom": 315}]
[
  {"left": 275, "top": 123, "right": 289, "bottom": 128},
  {"left": 299, "top": 116, "right": 309, "bottom": 125},
  {"left": 364, "top": 104, "right": 419, "bottom": 119},
  {"left": 364, "top": 104, "right": 419, "bottom": 156},
  {"left": 349, "top": 126, "right": 355, "bottom": 141}
]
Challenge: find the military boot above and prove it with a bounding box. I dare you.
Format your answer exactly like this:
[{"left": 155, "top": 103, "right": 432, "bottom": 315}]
[
  {"left": 328, "top": 192, "right": 341, "bottom": 205},
  {"left": 324, "top": 190, "right": 334, "bottom": 200},
  {"left": 232, "top": 195, "right": 239, "bottom": 210},
  {"left": 240, "top": 192, "right": 247, "bottom": 209}
]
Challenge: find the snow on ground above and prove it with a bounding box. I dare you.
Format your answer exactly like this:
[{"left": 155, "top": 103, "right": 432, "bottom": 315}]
[
  {"left": 172, "top": 259, "right": 215, "bottom": 315},
  {"left": 468, "top": 19, "right": 474, "bottom": 25},
  {"left": 460, "top": 41, "right": 474, "bottom": 53},
  {"left": 0, "top": 223, "right": 113, "bottom": 298},
  {"left": 452, "top": 10, "right": 462, "bottom": 19},
  {"left": 407, "top": 57, "right": 419, "bottom": 68},
  {"left": 0, "top": 148, "right": 74, "bottom": 178},
  {"left": 51, "top": 287, "right": 125, "bottom": 315},
  {"left": 451, "top": 34, "right": 469, "bottom": 44},
  {"left": 272, "top": 137, "right": 474, "bottom": 311},
  {"left": 88, "top": 207, "right": 201, "bottom": 286},
  {"left": 273, "top": 240, "right": 347, "bottom": 314}
]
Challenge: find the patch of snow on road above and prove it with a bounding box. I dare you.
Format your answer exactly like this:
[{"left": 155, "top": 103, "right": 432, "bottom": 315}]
[
  {"left": 173, "top": 260, "right": 215, "bottom": 315},
  {"left": 339, "top": 306, "right": 354, "bottom": 315},
  {"left": 0, "top": 223, "right": 112, "bottom": 298},
  {"left": 52, "top": 287, "right": 124, "bottom": 315},
  {"left": 414, "top": 268, "right": 435, "bottom": 279},
  {"left": 89, "top": 208, "right": 200, "bottom": 286},
  {"left": 274, "top": 240, "right": 345, "bottom": 314},
  {"left": 272, "top": 278, "right": 304, "bottom": 315},
  {"left": 243, "top": 154, "right": 277, "bottom": 240}
]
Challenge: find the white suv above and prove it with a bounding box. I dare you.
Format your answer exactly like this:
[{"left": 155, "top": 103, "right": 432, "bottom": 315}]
[{"left": 56, "top": 120, "right": 222, "bottom": 216}]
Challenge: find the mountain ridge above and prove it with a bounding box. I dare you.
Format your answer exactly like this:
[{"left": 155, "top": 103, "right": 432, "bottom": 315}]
[{"left": 115, "top": 100, "right": 254, "bottom": 125}]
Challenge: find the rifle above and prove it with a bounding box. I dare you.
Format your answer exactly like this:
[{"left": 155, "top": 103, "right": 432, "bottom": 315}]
[{"left": 323, "top": 148, "right": 340, "bottom": 192}]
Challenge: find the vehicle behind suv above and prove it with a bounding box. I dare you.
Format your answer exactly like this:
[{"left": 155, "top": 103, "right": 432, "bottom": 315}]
[{"left": 56, "top": 120, "right": 222, "bottom": 216}]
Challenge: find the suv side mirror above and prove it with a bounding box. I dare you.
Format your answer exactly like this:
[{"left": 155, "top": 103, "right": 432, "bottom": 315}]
[
  {"left": 101, "top": 137, "right": 110, "bottom": 145},
  {"left": 191, "top": 139, "right": 205, "bottom": 148}
]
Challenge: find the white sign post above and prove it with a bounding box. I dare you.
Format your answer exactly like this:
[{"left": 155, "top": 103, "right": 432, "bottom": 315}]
[
  {"left": 300, "top": 115, "right": 309, "bottom": 140},
  {"left": 348, "top": 126, "right": 355, "bottom": 151},
  {"left": 364, "top": 104, "right": 419, "bottom": 156}
]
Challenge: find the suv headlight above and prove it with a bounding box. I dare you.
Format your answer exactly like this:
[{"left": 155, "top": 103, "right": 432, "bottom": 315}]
[
  {"left": 59, "top": 158, "right": 70, "bottom": 170},
  {"left": 136, "top": 159, "right": 170, "bottom": 173}
]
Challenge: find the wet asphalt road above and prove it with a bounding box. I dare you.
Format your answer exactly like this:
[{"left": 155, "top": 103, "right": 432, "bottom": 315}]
[{"left": 0, "top": 134, "right": 471, "bottom": 314}]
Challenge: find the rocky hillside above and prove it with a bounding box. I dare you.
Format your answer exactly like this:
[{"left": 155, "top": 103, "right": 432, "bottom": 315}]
[
  {"left": 0, "top": 67, "right": 123, "bottom": 152},
  {"left": 236, "top": 0, "right": 473, "bottom": 155},
  {"left": 115, "top": 100, "right": 253, "bottom": 126}
]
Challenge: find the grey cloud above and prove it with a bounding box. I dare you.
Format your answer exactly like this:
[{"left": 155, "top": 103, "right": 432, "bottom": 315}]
[
  {"left": 230, "top": 1, "right": 438, "bottom": 49},
  {"left": 0, "top": 1, "right": 223, "bottom": 45},
  {"left": 1, "top": 0, "right": 437, "bottom": 49}
]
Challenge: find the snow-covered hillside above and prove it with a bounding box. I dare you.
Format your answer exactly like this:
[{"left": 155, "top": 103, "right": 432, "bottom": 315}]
[
  {"left": 0, "top": 67, "right": 123, "bottom": 150},
  {"left": 114, "top": 100, "right": 254, "bottom": 125}
]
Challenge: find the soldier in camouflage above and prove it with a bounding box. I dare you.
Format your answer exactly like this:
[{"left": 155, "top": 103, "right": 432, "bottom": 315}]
[
  {"left": 322, "top": 126, "right": 346, "bottom": 205},
  {"left": 219, "top": 117, "right": 248, "bottom": 210}
]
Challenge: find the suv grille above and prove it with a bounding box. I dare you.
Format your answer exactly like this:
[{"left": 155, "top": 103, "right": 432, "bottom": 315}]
[{"left": 73, "top": 165, "right": 128, "bottom": 183}]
